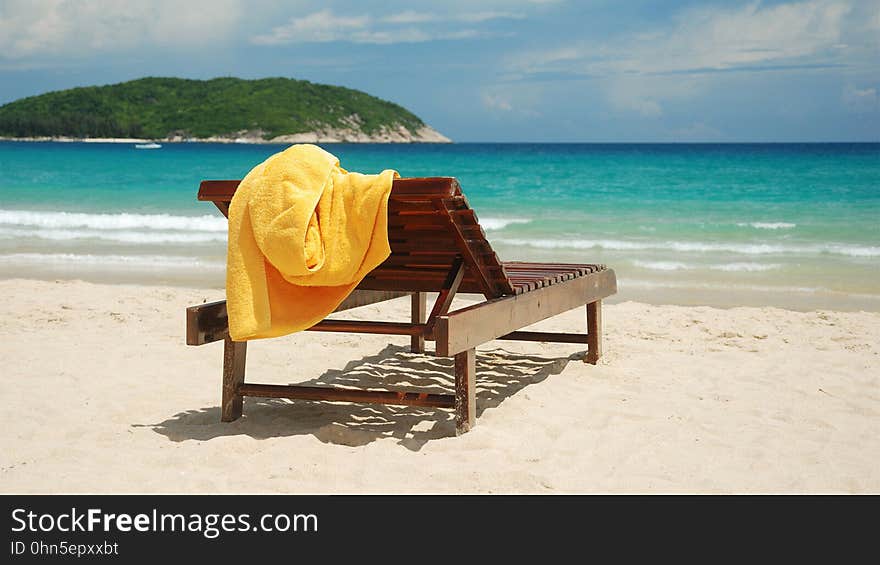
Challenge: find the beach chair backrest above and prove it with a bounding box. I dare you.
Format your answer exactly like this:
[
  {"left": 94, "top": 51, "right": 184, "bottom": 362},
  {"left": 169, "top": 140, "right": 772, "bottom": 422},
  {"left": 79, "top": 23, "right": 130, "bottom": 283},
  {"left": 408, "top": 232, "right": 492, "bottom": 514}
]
[{"left": 198, "top": 177, "right": 515, "bottom": 298}]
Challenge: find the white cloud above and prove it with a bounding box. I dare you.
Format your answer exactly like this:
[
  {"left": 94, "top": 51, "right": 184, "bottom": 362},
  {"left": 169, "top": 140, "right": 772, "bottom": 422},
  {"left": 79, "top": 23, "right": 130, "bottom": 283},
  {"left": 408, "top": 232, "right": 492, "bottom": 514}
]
[
  {"left": 458, "top": 11, "right": 525, "bottom": 23},
  {"left": 382, "top": 10, "right": 523, "bottom": 24},
  {"left": 253, "top": 9, "right": 522, "bottom": 45},
  {"left": 252, "top": 10, "right": 369, "bottom": 45},
  {"left": 382, "top": 11, "right": 438, "bottom": 24},
  {"left": 480, "top": 85, "right": 546, "bottom": 117},
  {"left": 846, "top": 86, "right": 877, "bottom": 98},
  {"left": 0, "top": 2, "right": 536, "bottom": 61},
  {"left": 842, "top": 84, "right": 879, "bottom": 111},
  {"left": 512, "top": 0, "right": 855, "bottom": 76},
  {"left": 0, "top": 0, "right": 242, "bottom": 59},
  {"left": 483, "top": 94, "right": 513, "bottom": 111},
  {"left": 650, "top": 0, "right": 851, "bottom": 72},
  {"left": 506, "top": 0, "right": 864, "bottom": 117}
]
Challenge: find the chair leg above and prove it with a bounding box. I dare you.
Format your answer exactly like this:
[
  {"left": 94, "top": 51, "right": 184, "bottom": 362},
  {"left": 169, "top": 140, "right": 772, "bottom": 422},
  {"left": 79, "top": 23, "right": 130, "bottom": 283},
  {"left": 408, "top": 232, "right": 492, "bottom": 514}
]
[
  {"left": 585, "top": 300, "right": 603, "bottom": 365},
  {"left": 454, "top": 348, "right": 476, "bottom": 435},
  {"left": 221, "top": 336, "right": 247, "bottom": 422},
  {"left": 411, "top": 292, "right": 426, "bottom": 353}
]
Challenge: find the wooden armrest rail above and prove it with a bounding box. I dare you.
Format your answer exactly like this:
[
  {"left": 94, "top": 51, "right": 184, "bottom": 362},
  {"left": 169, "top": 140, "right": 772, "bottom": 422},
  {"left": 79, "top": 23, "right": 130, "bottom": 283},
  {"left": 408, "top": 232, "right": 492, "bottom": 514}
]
[{"left": 434, "top": 269, "right": 617, "bottom": 356}]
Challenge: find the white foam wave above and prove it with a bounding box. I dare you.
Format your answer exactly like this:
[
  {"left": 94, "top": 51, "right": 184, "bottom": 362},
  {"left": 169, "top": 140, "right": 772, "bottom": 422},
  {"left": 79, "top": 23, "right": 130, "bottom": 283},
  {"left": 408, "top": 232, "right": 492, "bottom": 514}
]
[
  {"left": 479, "top": 217, "right": 532, "bottom": 230},
  {"left": 633, "top": 260, "right": 781, "bottom": 272},
  {"left": 619, "top": 279, "right": 880, "bottom": 300},
  {"left": 631, "top": 261, "right": 690, "bottom": 271},
  {"left": 0, "top": 209, "right": 227, "bottom": 232},
  {"left": 0, "top": 227, "right": 226, "bottom": 244},
  {"left": 711, "top": 262, "right": 780, "bottom": 272},
  {"left": 0, "top": 253, "right": 224, "bottom": 268},
  {"left": 494, "top": 238, "right": 880, "bottom": 258},
  {"left": 621, "top": 278, "right": 825, "bottom": 294},
  {"left": 736, "top": 222, "right": 796, "bottom": 230}
]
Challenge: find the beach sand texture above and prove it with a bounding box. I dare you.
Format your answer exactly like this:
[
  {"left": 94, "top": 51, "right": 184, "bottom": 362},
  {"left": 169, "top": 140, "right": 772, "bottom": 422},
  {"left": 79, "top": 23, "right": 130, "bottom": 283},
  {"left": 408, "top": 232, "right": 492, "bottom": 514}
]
[{"left": 2, "top": 278, "right": 878, "bottom": 493}]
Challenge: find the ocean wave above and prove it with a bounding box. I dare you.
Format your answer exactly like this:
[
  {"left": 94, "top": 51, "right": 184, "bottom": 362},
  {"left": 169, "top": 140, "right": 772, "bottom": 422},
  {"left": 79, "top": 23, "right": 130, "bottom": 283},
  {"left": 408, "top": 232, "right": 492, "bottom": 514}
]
[
  {"left": 0, "top": 209, "right": 227, "bottom": 232},
  {"left": 632, "top": 260, "right": 780, "bottom": 272},
  {"left": 620, "top": 278, "right": 880, "bottom": 300},
  {"left": 0, "top": 252, "right": 224, "bottom": 268},
  {"left": 479, "top": 217, "right": 531, "bottom": 230},
  {"left": 0, "top": 227, "right": 226, "bottom": 244},
  {"left": 621, "top": 278, "right": 825, "bottom": 294},
  {"left": 736, "top": 222, "right": 796, "bottom": 230},
  {"left": 711, "top": 262, "right": 781, "bottom": 272},
  {"left": 0, "top": 209, "right": 534, "bottom": 233},
  {"left": 494, "top": 238, "right": 880, "bottom": 257},
  {"left": 631, "top": 261, "right": 690, "bottom": 271}
]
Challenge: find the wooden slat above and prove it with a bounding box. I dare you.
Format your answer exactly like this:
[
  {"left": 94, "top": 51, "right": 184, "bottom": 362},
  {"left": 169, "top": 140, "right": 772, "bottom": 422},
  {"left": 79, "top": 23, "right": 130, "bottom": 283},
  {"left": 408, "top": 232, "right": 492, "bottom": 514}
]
[
  {"left": 379, "top": 259, "right": 456, "bottom": 270},
  {"left": 388, "top": 203, "right": 441, "bottom": 215},
  {"left": 505, "top": 262, "right": 607, "bottom": 293},
  {"left": 505, "top": 261, "right": 598, "bottom": 268},
  {"left": 364, "top": 267, "right": 458, "bottom": 281},
  {"left": 459, "top": 224, "right": 488, "bottom": 237},
  {"left": 384, "top": 249, "right": 463, "bottom": 258},
  {"left": 389, "top": 192, "right": 455, "bottom": 201},
  {"left": 378, "top": 258, "right": 457, "bottom": 270},
  {"left": 198, "top": 177, "right": 459, "bottom": 202},
  {"left": 198, "top": 180, "right": 239, "bottom": 202},
  {"left": 307, "top": 320, "right": 425, "bottom": 336},
  {"left": 238, "top": 383, "right": 455, "bottom": 408},
  {"left": 336, "top": 290, "right": 409, "bottom": 310},
  {"left": 385, "top": 177, "right": 459, "bottom": 196},
  {"left": 379, "top": 251, "right": 497, "bottom": 269},
  {"left": 450, "top": 209, "right": 479, "bottom": 226},
  {"left": 388, "top": 239, "right": 460, "bottom": 253},
  {"left": 358, "top": 277, "right": 487, "bottom": 294},
  {"left": 388, "top": 216, "right": 450, "bottom": 228}
]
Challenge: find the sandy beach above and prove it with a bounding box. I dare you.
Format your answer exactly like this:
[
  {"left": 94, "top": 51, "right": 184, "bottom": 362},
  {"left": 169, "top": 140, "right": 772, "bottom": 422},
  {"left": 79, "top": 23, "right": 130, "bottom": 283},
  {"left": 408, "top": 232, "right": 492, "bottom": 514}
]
[{"left": 2, "top": 278, "right": 877, "bottom": 493}]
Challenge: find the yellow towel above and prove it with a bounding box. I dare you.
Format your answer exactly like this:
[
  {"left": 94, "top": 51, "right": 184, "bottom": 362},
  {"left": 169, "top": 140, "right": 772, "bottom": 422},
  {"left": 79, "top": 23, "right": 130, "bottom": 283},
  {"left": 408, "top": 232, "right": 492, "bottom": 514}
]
[{"left": 226, "top": 144, "right": 398, "bottom": 340}]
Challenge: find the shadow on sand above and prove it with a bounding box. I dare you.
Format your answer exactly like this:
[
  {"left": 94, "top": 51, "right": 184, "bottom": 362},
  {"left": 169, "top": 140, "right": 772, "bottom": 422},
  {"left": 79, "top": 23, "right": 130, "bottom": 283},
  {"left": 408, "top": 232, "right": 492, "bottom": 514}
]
[{"left": 145, "top": 344, "right": 582, "bottom": 451}]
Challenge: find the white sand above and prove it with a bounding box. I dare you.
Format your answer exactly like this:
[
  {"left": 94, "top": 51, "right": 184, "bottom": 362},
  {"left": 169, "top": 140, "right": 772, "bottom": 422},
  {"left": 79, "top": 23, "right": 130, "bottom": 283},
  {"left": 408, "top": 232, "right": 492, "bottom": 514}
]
[{"left": 2, "top": 279, "right": 878, "bottom": 493}]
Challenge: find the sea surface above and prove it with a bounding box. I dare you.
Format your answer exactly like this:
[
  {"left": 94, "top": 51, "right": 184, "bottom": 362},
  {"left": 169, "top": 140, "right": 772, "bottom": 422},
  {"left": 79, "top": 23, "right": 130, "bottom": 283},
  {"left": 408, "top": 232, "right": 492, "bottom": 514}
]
[{"left": 1, "top": 141, "right": 878, "bottom": 310}]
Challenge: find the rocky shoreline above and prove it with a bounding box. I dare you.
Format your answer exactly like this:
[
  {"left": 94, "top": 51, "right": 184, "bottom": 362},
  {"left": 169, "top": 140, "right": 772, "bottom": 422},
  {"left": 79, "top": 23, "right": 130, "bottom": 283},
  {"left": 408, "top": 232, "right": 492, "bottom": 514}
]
[{"left": 0, "top": 124, "right": 451, "bottom": 145}]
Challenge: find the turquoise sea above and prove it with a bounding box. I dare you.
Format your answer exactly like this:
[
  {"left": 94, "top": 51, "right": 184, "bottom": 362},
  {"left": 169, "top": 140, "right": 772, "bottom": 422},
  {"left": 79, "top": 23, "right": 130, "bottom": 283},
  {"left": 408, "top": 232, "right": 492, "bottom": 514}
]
[{"left": 0, "top": 141, "right": 878, "bottom": 310}]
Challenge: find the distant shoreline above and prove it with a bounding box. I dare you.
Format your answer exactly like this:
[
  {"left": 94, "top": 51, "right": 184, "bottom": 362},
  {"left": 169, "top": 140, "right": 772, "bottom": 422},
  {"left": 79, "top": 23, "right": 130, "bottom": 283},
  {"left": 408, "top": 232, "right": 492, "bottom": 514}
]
[
  {"left": 3, "top": 137, "right": 877, "bottom": 145},
  {"left": 0, "top": 125, "right": 452, "bottom": 145},
  {"left": 1, "top": 137, "right": 157, "bottom": 144}
]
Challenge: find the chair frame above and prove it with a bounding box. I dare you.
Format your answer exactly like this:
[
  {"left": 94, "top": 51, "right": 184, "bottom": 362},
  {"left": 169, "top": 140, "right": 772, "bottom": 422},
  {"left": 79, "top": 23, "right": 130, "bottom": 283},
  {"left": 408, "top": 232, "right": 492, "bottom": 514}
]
[{"left": 186, "top": 177, "right": 616, "bottom": 435}]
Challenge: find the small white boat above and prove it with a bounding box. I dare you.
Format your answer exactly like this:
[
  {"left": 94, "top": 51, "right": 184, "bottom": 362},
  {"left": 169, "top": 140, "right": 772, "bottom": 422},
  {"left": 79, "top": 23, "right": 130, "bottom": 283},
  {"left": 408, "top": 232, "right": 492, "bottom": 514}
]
[{"left": 135, "top": 143, "right": 162, "bottom": 149}]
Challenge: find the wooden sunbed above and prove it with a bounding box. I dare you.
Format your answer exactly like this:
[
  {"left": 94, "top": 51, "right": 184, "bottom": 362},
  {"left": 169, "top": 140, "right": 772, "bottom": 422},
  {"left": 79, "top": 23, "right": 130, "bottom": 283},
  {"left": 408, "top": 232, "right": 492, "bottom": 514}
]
[{"left": 186, "top": 177, "right": 617, "bottom": 434}]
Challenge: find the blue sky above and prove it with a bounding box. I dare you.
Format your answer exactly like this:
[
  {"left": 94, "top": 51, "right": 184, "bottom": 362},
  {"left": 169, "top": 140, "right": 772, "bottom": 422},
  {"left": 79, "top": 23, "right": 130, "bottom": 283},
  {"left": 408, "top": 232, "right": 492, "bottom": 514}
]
[{"left": 0, "top": 0, "right": 877, "bottom": 141}]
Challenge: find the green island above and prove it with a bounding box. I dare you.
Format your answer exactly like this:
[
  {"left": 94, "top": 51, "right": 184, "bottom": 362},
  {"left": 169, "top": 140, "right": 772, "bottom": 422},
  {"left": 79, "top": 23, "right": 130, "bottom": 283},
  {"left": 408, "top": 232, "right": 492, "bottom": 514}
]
[{"left": 0, "top": 77, "right": 449, "bottom": 143}]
